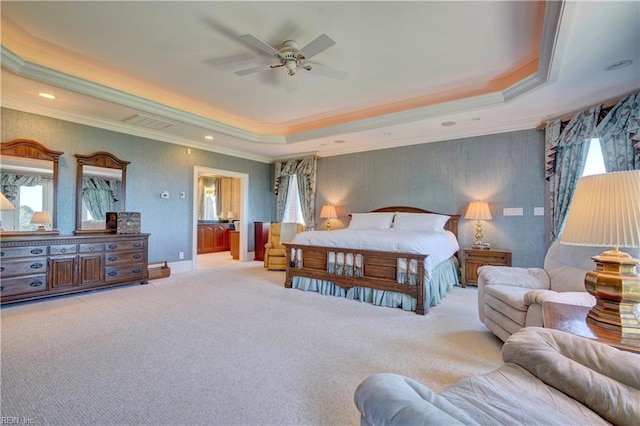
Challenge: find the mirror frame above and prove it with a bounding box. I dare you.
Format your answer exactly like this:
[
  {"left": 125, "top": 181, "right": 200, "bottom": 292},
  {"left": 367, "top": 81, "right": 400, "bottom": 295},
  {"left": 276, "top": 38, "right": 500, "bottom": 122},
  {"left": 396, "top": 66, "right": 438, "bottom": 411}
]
[
  {"left": 75, "top": 151, "right": 130, "bottom": 234},
  {"left": 0, "top": 138, "right": 63, "bottom": 236}
]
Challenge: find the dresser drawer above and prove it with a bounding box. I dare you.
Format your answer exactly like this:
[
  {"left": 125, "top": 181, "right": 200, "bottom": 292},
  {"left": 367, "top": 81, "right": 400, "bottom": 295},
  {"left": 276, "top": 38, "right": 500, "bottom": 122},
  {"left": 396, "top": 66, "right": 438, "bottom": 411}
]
[
  {"left": 0, "top": 258, "right": 48, "bottom": 277},
  {"left": 105, "top": 264, "right": 146, "bottom": 282},
  {"left": 0, "top": 274, "right": 48, "bottom": 296},
  {"left": 1, "top": 246, "right": 47, "bottom": 259},
  {"left": 80, "top": 243, "right": 104, "bottom": 253},
  {"left": 50, "top": 244, "right": 78, "bottom": 255},
  {"left": 105, "top": 250, "right": 145, "bottom": 265},
  {"left": 105, "top": 240, "right": 145, "bottom": 252}
]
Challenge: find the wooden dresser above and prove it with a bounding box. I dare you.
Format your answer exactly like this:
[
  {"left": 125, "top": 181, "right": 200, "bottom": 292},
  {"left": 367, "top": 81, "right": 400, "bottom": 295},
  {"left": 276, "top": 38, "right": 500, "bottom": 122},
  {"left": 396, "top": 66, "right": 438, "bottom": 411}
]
[{"left": 1, "top": 233, "right": 149, "bottom": 304}]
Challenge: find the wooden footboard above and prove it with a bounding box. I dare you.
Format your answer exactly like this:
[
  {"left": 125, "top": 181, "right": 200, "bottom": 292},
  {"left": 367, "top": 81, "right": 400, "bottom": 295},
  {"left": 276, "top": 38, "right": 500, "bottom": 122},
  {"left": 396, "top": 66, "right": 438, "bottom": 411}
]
[{"left": 283, "top": 243, "right": 428, "bottom": 315}]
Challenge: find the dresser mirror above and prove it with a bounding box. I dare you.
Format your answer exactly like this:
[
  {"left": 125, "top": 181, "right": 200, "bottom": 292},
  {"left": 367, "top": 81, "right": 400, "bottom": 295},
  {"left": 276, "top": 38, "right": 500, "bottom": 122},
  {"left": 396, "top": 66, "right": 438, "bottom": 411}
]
[
  {"left": 0, "top": 139, "right": 63, "bottom": 236},
  {"left": 75, "top": 151, "right": 129, "bottom": 234}
]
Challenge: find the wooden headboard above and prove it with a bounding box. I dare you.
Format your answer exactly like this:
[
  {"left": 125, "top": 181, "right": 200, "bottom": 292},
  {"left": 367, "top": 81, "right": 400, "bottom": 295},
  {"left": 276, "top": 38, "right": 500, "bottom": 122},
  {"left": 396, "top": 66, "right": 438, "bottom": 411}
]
[{"left": 369, "top": 206, "right": 460, "bottom": 241}]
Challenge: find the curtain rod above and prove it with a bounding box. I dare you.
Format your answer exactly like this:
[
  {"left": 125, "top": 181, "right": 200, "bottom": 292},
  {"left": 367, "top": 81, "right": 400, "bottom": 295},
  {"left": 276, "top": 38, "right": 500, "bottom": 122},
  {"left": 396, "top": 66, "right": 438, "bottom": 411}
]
[{"left": 535, "top": 93, "right": 632, "bottom": 130}]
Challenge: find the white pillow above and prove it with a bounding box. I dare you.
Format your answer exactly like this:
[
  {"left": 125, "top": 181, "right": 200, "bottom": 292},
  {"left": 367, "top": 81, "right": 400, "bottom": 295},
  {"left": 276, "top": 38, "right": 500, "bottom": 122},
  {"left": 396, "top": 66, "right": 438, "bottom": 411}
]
[
  {"left": 348, "top": 213, "right": 395, "bottom": 229},
  {"left": 393, "top": 213, "right": 450, "bottom": 232}
]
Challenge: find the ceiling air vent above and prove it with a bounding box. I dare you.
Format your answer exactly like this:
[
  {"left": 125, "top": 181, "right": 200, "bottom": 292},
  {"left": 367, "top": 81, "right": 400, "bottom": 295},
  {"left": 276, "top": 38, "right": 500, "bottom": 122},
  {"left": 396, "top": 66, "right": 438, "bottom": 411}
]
[{"left": 123, "top": 114, "right": 174, "bottom": 130}]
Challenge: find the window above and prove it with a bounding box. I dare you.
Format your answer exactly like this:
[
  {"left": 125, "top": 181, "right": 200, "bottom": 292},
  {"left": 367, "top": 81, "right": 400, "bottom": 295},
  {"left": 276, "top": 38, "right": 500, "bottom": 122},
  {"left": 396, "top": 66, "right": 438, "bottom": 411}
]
[
  {"left": 281, "top": 175, "right": 305, "bottom": 225},
  {"left": 581, "top": 138, "right": 606, "bottom": 177}
]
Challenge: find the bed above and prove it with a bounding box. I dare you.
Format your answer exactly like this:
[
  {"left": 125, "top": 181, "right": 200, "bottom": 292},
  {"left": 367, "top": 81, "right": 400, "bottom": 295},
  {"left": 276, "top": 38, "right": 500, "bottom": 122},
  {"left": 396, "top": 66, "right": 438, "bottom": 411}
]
[{"left": 283, "top": 206, "right": 461, "bottom": 315}]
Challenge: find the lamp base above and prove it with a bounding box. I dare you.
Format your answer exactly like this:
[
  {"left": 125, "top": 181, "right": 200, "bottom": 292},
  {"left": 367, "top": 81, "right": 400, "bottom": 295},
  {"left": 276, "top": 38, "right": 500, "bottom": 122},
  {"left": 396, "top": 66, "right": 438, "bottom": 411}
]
[{"left": 585, "top": 249, "right": 640, "bottom": 338}]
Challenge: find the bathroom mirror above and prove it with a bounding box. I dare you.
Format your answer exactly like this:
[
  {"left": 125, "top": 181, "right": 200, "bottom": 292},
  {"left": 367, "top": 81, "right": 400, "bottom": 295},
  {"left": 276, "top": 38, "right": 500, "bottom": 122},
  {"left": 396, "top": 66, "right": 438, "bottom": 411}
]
[
  {"left": 75, "top": 151, "right": 129, "bottom": 234},
  {"left": 0, "top": 139, "right": 63, "bottom": 236}
]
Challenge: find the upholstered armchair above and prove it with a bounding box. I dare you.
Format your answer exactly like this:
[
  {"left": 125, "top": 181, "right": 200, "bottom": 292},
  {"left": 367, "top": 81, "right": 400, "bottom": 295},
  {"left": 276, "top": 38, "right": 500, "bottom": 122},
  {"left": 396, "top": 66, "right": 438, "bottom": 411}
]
[
  {"left": 477, "top": 241, "right": 605, "bottom": 342},
  {"left": 264, "top": 223, "right": 304, "bottom": 270},
  {"left": 355, "top": 327, "right": 640, "bottom": 425}
]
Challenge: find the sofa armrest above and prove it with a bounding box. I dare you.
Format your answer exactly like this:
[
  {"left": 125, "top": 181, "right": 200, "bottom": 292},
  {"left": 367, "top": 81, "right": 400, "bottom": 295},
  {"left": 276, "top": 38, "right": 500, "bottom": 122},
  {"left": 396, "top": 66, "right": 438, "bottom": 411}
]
[
  {"left": 477, "top": 266, "right": 549, "bottom": 323},
  {"left": 524, "top": 290, "right": 595, "bottom": 307},
  {"left": 354, "top": 373, "right": 476, "bottom": 426}
]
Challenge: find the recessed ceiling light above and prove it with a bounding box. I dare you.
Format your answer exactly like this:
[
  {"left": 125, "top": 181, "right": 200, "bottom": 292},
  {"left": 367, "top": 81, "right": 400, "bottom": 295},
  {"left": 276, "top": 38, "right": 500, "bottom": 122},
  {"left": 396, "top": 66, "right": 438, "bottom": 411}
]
[
  {"left": 384, "top": 132, "right": 392, "bottom": 136},
  {"left": 334, "top": 140, "right": 345, "bottom": 144},
  {"left": 441, "top": 121, "right": 456, "bottom": 127},
  {"left": 472, "top": 117, "right": 481, "bottom": 121},
  {"left": 204, "top": 135, "right": 214, "bottom": 140},
  {"left": 605, "top": 60, "right": 632, "bottom": 71},
  {"left": 38, "top": 92, "right": 56, "bottom": 100}
]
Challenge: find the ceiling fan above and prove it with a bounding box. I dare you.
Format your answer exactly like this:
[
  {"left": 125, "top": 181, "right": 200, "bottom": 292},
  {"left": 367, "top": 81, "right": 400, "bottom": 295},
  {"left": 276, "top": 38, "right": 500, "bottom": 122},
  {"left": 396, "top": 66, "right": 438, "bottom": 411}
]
[{"left": 234, "top": 33, "right": 347, "bottom": 81}]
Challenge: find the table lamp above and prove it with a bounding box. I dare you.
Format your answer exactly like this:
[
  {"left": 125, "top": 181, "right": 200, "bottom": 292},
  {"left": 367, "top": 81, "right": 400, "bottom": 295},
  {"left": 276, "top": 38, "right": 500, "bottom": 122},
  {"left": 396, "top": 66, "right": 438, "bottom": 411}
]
[
  {"left": 464, "top": 201, "right": 492, "bottom": 248},
  {"left": 560, "top": 170, "right": 640, "bottom": 337},
  {"left": 320, "top": 204, "right": 337, "bottom": 230},
  {"left": 30, "top": 211, "right": 52, "bottom": 231},
  {"left": 0, "top": 193, "right": 16, "bottom": 231}
]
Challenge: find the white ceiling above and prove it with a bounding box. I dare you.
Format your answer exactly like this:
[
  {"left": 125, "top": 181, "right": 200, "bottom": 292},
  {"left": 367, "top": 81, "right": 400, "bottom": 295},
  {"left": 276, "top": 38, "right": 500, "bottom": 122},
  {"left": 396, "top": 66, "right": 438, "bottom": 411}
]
[{"left": 1, "top": 1, "right": 639, "bottom": 163}]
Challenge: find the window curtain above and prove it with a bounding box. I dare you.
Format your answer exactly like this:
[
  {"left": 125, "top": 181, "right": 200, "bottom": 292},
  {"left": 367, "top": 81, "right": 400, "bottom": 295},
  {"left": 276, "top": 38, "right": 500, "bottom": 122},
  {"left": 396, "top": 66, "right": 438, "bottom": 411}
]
[
  {"left": 273, "top": 155, "right": 317, "bottom": 230},
  {"left": 82, "top": 177, "right": 119, "bottom": 221},
  {"left": 595, "top": 92, "right": 640, "bottom": 172},
  {"left": 197, "top": 177, "right": 220, "bottom": 220},
  {"left": 544, "top": 90, "right": 640, "bottom": 241},
  {"left": 0, "top": 172, "right": 51, "bottom": 202},
  {"left": 546, "top": 106, "right": 600, "bottom": 240}
]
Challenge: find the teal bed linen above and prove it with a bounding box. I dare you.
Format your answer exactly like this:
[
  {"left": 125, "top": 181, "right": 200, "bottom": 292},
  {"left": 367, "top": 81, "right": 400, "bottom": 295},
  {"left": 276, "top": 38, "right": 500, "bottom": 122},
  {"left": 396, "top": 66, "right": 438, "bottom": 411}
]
[{"left": 290, "top": 257, "right": 460, "bottom": 313}]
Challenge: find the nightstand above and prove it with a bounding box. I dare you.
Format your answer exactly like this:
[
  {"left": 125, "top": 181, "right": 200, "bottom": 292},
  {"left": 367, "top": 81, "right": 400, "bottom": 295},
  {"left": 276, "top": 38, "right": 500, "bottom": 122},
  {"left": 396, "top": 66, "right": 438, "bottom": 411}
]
[{"left": 461, "top": 247, "right": 512, "bottom": 287}]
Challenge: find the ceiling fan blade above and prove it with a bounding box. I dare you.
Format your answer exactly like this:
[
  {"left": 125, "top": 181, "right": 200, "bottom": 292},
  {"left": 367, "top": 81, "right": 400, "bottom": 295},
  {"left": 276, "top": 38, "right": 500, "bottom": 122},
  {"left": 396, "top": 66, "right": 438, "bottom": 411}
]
[
  {"left": 306, "top": 63, "right": 347, "bottom": 80},
  {"left": 239, "top": 34, "right": 281, "bottom": 57},
  {"left": 234, "top": 63, "right": 274, "bottom": 76},
  {"left": 299, "top": 34, "right": 336, "bottom": 59}
]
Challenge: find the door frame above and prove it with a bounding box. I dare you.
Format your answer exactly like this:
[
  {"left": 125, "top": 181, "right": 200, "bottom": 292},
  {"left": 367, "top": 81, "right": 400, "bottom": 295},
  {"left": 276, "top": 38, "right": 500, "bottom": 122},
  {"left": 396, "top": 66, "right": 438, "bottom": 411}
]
[{"left": 192, "top": 166, "right": 249, "bottom": 269}]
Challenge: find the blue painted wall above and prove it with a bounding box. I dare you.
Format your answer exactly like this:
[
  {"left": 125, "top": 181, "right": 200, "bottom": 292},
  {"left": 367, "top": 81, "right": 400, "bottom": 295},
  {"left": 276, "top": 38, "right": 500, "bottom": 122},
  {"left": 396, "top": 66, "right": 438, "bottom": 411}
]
[
  {"left": 1, "top": 108, "right": 274, "bottom": 263},
  {"left": 316, "top": 129, "right": 548, "bottom": 267},
  {"left": 3, "top": 108, "right": 547, "bottom": 267}
]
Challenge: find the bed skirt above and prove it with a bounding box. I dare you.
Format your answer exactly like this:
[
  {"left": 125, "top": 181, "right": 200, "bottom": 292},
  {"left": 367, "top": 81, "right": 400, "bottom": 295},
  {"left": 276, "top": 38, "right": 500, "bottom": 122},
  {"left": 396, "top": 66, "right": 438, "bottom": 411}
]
[{"left": 290, "top": 257, "right": 460, "bottom": 312}]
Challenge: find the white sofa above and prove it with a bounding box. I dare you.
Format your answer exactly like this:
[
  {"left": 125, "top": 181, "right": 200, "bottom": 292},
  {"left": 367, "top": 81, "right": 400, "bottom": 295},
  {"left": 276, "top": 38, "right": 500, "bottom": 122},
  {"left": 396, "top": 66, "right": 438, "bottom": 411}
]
[
  {"left": 354, "top": 327, "right": 640, "bottom": 425},
  {"left": 477, "top": 241, "right": 606, "bottom": 342}
]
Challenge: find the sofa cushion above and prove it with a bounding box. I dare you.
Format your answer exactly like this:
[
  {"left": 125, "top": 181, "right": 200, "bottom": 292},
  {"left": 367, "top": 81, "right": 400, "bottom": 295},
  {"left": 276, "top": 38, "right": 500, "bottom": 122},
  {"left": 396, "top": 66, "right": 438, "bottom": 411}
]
[
  {"left": 440, "top": 363, "right": 607, "bottom": 425},
  {"left": 484, "top": 285, "right": 531, "bottom": 312},
  {"left": 504, "top": 328, "right": 640, "bottom": 425}
]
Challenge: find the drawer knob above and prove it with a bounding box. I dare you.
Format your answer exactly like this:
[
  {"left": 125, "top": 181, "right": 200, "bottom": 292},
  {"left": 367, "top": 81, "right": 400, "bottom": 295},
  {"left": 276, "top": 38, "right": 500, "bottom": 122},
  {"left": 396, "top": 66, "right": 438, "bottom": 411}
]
[
  {"left": 133, "top": 268, "right": 142, "bottom": 274},
  {"left": 108, "top": 271, "right": 118, "bottom": 277},
  {"left": 61, "top": 248, "right": 67, "bottom": 253},
  {"left": 89, "top": 247, "right": 95, "bottom": 251},
  {"left": 133, "top": 254, "right": 141, "bottom": 259},
  {"left": 0, "top": 251, "right": 4, "bottom": 257},
  {"left": 31, "top": 248, "right": 44, "bottom": 255},
  {"left": 108, "top": 256, "right": 117, "bottom": 262},
  {"left": 108, "top": 244, "right": 117, "bottom": 249},
  {"left": 0, "top": 267, "right": 4, "bottom": 273},
  {"left": 29, "top": 280, "right": 44, "bottom": 288},
  {"left": 30, "top": 263, "right": 44, "bottom": 269},
  {"left": 133, "top": 243, "right": 142, "bottom": 248}
]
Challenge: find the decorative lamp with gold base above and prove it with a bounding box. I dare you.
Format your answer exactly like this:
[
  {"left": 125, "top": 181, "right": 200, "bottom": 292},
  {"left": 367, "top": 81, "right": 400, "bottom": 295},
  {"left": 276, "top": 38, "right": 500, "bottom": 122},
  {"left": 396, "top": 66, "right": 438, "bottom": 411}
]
[
  {"left": 560, "top": 170, "right": 640, "bottom": 337},
  {"left": 30, "top": 211, "right": 52, "bottom": 231},
  {"left": 320, "top": 204, "right": 337, "bottom": 230},
  {"left": 464, "top": 201, "right": 492, "bottom": 249}
]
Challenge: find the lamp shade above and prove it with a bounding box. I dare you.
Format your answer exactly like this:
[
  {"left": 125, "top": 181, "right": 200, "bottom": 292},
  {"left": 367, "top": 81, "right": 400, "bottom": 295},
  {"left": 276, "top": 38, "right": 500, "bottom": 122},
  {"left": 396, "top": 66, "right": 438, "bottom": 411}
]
[
  {"left": 227, "top": 211, "right": 234, "bottom": 219},
  {"left": 560, "top": 170, "right": 640, "bottom": 248},
  {"left": 464, "top": 201, "right": 492, "bottom": 220},
  {"left": 30, "top": 211, "right": 52, "bottom": 225},
  {"left": 320, "top": 204, "right": 337, "bottom": 219},
  {"left": 0, "top": 193, "right": 16, "bottom": 211}
]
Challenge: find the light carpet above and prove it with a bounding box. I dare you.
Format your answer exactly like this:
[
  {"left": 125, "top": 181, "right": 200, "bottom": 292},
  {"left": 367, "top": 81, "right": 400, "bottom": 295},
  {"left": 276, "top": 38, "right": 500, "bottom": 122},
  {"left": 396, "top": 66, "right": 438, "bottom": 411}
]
[{"left": 1, "top": 260, "right": 503, "bottom": 425}]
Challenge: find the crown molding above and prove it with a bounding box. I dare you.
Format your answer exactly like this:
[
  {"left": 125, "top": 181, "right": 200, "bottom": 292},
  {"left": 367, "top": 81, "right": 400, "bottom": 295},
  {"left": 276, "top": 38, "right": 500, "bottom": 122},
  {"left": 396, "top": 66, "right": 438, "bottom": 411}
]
[{"left": 0, "top": 94, "right": 273, "bottom": 163}]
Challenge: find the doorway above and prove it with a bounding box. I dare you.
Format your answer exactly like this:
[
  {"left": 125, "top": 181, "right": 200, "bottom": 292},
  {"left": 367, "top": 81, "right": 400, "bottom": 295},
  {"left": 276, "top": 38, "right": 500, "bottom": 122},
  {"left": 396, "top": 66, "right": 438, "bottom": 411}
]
[{"left": 192, "top": 166, "right": 249, "bottom": 270}]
